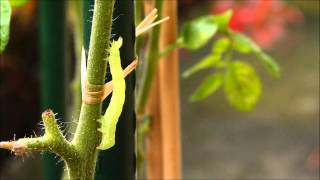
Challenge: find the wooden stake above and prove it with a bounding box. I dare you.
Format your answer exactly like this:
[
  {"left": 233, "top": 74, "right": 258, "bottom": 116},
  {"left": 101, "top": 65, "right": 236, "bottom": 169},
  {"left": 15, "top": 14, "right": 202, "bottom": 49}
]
[
  {"left": 146, "top": 0, "right": 182, "bottom": 179},
  {"left": 146, "top": 75, "right": 164, "bottom": 178}
]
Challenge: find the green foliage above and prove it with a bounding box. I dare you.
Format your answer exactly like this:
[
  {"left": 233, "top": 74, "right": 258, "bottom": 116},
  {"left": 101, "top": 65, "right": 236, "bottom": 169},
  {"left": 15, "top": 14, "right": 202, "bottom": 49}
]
[
  {"left": 190, "top": 73, "right": 223, "bottom": 102},
  {"left": 211, "top": 10, "right": 232, "bottom": 32},
  {"left": 9, "top": 0, "right": 29, "bottom": 7},
  {"left": 179, "top": 10, "right": 232, "bottom": 50},
  {"left": 212, "top": 37, "right": 230, "bottom": 54},
  {"left": 224, "top": 61, "right": 261, "bottom": 111},
  {"left": 180, "top": 10, "right": 280, "bottom": 111},
  {"left": 179, "top": 16, "right": 218, "bottom": 50},
  {"left": 182, "top": 38, "right": 231, "bottom": 78},
  {"left": 232, "top": 32, "right": 280, "bottom": 78},
  {"left": 0, "top": 0, "right": 11, "bottom": 54},
  {"left": 183, "top": 54, "right": 221, "bottom": 78}
]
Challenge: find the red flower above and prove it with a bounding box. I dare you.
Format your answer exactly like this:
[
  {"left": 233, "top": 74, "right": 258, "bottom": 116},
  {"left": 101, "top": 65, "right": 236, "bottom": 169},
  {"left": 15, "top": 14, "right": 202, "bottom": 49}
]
[{"left": 212, "top": 0, "right": 303, "bottom": 48}]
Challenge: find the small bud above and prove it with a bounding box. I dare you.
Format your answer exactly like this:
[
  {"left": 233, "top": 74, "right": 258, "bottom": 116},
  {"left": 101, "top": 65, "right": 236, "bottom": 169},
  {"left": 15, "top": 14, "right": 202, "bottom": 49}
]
[{"left": 42, "top": 109, "right": 55, "bottom": 121}]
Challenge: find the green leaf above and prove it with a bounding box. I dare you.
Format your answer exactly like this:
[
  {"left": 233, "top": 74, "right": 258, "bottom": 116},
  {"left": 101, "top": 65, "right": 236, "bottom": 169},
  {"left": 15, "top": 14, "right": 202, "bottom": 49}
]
[
  {"left": 0, "top": 0, "right": 11, "bottom": 54},
  {"left": 212, "top": 37, "right": 230, "bottom": 54},
  {"left": 180, "top": 16, "right": 218, "bottom": 50},
  {"left": 212, "top": 10, "right": 233, "bottom": 31},
  {"left": 190, "top": 73, "right": 224, "bottom": 102},
  {"left": 179, "top": 10, "right": 232, "bottom": 50},
  {"left": 182, "top": 37, "right": 232, "bottom": 78},
  {"left": 183, "top": 54, "right": 221, "bottom": 78},
  {"left": 9, "top": 0, "right": 28, "bottom": 7},
  {"left": 256, "top": 51, "right": 281, "bottom": 78},
  {"left": 232, "top": 32, "right": 280, "bottom": 78},
  {"left": 224, "top": 61, "right": 261, "bottom": 111},
  {"left": 232, "top": 36, "right": 252, "bottom": 54},
  {"left": 232, "top": 32, "right": 259, "bottom": 53}
]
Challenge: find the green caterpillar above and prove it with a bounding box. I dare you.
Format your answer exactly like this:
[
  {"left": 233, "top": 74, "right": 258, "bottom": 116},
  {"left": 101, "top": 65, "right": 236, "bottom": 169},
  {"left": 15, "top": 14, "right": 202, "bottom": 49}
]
[{"left": 97, "top": 37, "right": 125, "bottom": 150}]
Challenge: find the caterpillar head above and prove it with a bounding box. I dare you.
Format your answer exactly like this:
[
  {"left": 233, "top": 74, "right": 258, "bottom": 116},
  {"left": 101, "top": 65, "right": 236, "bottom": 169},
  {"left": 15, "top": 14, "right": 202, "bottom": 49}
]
[{"left": 111, "top": 37, "right": 123, "bottom": 50}]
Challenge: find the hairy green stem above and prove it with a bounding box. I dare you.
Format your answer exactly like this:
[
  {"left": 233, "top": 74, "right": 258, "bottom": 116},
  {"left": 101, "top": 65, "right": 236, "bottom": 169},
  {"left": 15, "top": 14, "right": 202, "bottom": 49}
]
[
  {"left": 71, "top": 0, "right": 115, "bottom": 179},
  {"left": 0, "top": 110, "right": 80, "bottom": 179},
  {"left": 0, "top": 0, "right": 115, "bottom": 179},
  {"left": 136, "top": 0, "right": 163, "bottom": 115}
]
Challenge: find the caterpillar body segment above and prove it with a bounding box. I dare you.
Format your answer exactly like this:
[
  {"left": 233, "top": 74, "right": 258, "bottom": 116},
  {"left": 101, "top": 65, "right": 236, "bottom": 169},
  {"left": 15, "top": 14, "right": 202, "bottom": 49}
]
[{"left": 97, "top": 37, "right": 126, "bottom": 150}]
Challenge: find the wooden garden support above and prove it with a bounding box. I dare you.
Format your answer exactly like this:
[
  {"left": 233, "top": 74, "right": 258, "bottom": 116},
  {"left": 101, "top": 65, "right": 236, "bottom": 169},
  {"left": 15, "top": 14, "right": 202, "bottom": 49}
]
[{"left": 146, "top": 0, "right": 182, "bottom": 179}]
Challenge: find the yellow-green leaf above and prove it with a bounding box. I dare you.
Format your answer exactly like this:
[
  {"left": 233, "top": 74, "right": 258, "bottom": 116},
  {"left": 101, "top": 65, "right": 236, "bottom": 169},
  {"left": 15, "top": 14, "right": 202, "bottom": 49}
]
[
  {"left": 180, "top": 16, "right": 218, "bottom": 50},
  {"left": 0, "top": 0, "right": 11, "bottom": 54},
  {"left": 190, "top": 73, "right": 223, "bottom": 102},
  {"left": 232, "top": 32, "right": 280, "bottom": 78},
  {"left": 183, "top": 37, "right": 231, "bottom": 78},
  {"left": 179, "top": 10, "right": 232, "bottom": 50},
  {"left": 212, "top": 10, "right": 233, "bottom": 32},
  {"left": 183, "top": 54, "right": 221, "bottom": 78},
  {"left": 212, "top": 37, "right": 230, "bottom": 54},
  {"left": 9, "top": 0, "right": 29, "bottom": 7},
  {"left": 232, "top": 32, "right": 259, "bottom": 53},
  {"left": 224, "top": 61, "right": 261, "bottom": 111},
  {"left": 256, "top": 52, "right": 281, "bottom": 78}
]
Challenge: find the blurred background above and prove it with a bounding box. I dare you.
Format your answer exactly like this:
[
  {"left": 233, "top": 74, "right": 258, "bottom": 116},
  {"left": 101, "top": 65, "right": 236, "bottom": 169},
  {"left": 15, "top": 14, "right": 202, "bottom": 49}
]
[{"left": 0, "top": 0, "right": 319, "bottom": 179}]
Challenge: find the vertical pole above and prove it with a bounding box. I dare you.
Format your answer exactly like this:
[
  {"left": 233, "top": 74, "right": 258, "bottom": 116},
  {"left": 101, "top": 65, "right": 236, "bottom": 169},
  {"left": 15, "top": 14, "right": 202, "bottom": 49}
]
[
  {"left": 82, "top": 0, "right": 135, "bottom": 179},
  {"left": 146, "top": 0, "right": 182, "bottom": 179},
  {"left": 39, "top": 0, "right": 65, "bottom": 180},
  {"left": 146, "top": 74, "right": 163, "bottom": 178},
  {"left": 159, "top": 1, "right": 182, "bottom": 178}
]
